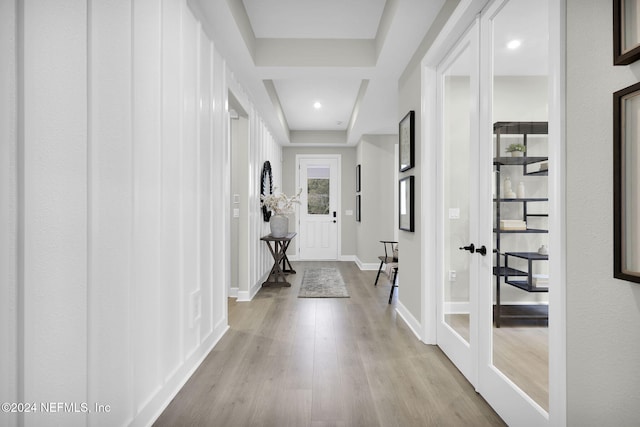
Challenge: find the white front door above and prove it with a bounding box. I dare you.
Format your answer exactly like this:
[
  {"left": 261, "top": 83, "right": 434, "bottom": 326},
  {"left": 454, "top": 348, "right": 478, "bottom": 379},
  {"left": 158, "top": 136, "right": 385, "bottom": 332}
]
[{"left": 297, "top": 156, "right": 339, "bottom": 260}]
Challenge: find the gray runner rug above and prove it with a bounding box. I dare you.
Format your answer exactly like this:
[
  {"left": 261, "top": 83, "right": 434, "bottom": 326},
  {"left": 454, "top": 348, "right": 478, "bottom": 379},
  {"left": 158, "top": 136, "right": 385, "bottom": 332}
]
[{"left": 298, "top": 268, "right": 350, "bottom": 298}]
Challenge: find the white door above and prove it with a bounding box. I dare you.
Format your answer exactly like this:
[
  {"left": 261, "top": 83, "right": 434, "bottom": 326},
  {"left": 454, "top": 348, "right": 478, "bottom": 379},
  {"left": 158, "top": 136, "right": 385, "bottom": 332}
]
[
  {"left": 297, "top": 156, "right": 339, "bottom": 260},
  {"left": 477, "top": 0, "right": 551, "bottom": 425},
  {"left": 436, "top": 19, "right": 481, "bottom": 386}
]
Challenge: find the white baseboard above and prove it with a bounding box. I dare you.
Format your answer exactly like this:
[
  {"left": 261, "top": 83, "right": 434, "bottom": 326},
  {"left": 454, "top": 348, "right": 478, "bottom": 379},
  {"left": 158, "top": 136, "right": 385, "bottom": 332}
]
[
  {"left": 236, "top": 290, "right": 251, "bottom": 302},
  {"left": 143, "top": 319, "right": 229, "bottom": 427},
  {"left": 395, "top": 300, "right": 423, "bottom": 343},
  {"left": 228, "top": 287, "right": 239, "bottom": 298},
  {"left": 339, "top": 254, "right": 356, "bottom": 262},
  {"left": 354, "top": 256, "right": 380, "bottom": 271},
  {"left": 444, "top": 301, "right": 470, "bottom": 314}
]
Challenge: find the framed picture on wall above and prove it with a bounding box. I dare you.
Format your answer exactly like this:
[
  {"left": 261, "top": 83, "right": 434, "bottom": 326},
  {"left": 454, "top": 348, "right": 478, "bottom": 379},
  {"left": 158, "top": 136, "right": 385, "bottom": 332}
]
[
  {"left": 614, "top": 0, "right": 640, "bottom": 65},
  {"left": 356, "top": 164, "right": 361, "bottom": 192},
  {"left": 399, "top": 110, "right": 415, "bottom": 172},
  {"left": 399, "top": 176, "right": 414, "bottom": 232},
  {"left": 356, "top": 195, "right": 361, "bottom": 222},
  {"left": 614, "top": 82, "right": 640, "bottom": 283}
]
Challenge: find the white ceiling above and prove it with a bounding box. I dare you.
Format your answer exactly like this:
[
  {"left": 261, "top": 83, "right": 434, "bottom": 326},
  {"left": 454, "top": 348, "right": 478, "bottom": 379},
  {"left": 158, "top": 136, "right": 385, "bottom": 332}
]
[
  {"left": 191, "top": 0, "right": 548, "bottom": 145},
  {"left": 191, "top": 0, "right": 445, "bottom": 145},
  {"left": 243, "top": 0, "right": 386, "bottom": 39}
]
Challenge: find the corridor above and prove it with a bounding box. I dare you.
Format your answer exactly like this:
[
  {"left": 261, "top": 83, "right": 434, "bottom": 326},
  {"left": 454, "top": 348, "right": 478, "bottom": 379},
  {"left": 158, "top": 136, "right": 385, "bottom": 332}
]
[{"left": 154, "top": 262, "right": 504, "bottom": 426}]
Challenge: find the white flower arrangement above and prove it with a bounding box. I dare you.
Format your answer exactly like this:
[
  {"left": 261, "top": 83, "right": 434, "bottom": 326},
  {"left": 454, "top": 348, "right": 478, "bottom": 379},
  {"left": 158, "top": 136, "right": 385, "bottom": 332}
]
[{"left": 260, "top": 188, "right": 302, "bottom": 215}]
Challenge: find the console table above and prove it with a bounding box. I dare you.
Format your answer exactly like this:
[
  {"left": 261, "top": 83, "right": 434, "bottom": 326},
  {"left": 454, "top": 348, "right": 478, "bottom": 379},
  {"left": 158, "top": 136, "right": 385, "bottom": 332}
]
[{"left": 260, "top": 232, "right": 297, "bottom": 287}]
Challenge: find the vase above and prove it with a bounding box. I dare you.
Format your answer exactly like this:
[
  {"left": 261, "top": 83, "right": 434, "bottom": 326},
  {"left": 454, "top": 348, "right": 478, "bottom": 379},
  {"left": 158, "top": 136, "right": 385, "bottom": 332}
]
[
  {"left": 510, "top": 151, "right": 524, "bottom": 157},
  {"left": 517, "top": 181, "right": 525, "bottom": 198},
  {"left": 269, "top": 214, "right": 288, "bottom": 238}
]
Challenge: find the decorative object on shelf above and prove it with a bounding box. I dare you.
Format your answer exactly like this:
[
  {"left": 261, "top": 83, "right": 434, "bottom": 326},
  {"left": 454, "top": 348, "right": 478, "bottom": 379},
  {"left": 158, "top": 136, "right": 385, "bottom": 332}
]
[
  {"left": 503, "top": 176, "right": 516, "bottom": 198},
  {"left": 399, "top": 176, "right": 415, "bottom": 232},
  {"left": 614, "top": 0, "right": 640, "bottom": 65},
  {"left": 613, "top": 82, "right": 640, "bottom": 283},
  {"left": 500, "top": 219, "right": 527, "bottom": 231},
  {"left": 538, "top": 244, "right": 548, "bottom": 255},
  {"left": 399, "top": 110, "right": 415, "bottom": 172},
  {"left": 506, "top": 143, "right": 526, "bottom": 157},
  {"left": 260, "top": 161, "right": 273, "bottom": 222},
  {"left": 356, "top": 164, "right": 361, "bottom": 192},
  {"left": 356, "top": 195, "right": 361, "bottom": 222},
  {"left": 517, "top": 181, "right": 526, "bottom": 199},
  {"left": 260, "top": 188, "right": 301, "bottom": 238}
]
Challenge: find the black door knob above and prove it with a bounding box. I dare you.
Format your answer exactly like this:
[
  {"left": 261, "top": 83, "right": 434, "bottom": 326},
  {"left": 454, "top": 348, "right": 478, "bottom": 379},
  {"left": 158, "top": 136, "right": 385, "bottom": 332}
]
[
  {"left": 459, "top": 243, "right": 475, "bottom": 253},
  {"left": 476, "top": 245, "right": 487, "bottom": 256}
]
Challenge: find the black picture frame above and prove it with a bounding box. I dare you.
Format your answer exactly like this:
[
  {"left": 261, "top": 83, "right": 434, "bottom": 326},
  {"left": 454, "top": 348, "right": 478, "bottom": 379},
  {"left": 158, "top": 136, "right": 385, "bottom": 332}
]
[
  {"left": 614, "top": 0, "right": 640, "bottom": 65},
  {"left": 356, "top": 195, "right": 361, "bottom": 222},
  {"left": 399, "top": 111, "right": 415, "bottom": 172},
  {"left": 356, "top": 164, "right": 361, "bottom": 192},
  {"left": 399, "top": 176, "right": 414, "bottom": 232},
  {"left": 614, "top": 82, "right": 640, "bottom": 283}
]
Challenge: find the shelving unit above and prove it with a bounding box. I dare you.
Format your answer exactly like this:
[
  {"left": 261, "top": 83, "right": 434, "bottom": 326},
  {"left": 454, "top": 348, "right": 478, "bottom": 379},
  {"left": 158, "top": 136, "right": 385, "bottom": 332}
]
[{"left": 493, "top": 122, "right": 549, "bottom": 327}]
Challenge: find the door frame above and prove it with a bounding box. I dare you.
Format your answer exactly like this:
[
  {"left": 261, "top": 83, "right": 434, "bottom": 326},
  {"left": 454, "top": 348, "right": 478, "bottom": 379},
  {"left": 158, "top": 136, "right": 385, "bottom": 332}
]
[
  {"left": 295, "top": 154, "right": 342, "bottom": 260},
  {"left": 420, "top": 0, "right": 566, "bottom": 425}
]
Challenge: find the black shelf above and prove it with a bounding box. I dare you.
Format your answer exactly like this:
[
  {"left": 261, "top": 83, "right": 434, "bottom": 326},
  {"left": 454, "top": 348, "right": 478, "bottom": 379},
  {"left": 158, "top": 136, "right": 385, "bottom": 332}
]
[
  {"left": 494, "top": 121, "right": 549, "bottom": 328},
  {"left": 505, "top": 280, "right": 549, "bottom": 292},
  {"left": 493, "top": 228, "right": 548, "bottom": 234},
  {"left": 505, "top": 251, "right": 548, "bottom": 261},
  {"left": 494, "top": 197, "right": 548, "bottom": 202},
  {"left": 493, "top": 266, "right": 527, "bottom": 276},
  {"left": 494, "top": 156, "right": 548, "bottom": 166}
]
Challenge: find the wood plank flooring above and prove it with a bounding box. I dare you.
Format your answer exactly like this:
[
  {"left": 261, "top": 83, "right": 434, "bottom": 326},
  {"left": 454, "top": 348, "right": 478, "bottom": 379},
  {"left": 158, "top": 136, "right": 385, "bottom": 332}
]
[{"left": 154, "top": 261, "right": 505, "bottom": 427}]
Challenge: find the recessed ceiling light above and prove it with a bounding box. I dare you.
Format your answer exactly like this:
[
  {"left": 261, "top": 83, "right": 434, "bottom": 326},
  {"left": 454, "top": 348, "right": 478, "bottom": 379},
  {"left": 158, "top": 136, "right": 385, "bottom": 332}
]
[
  {"left": 507, "top": 39, "right": 521, "bottom": 50},
  {"left": 313, "top": 102, "right": 322, "bottom": 109}
]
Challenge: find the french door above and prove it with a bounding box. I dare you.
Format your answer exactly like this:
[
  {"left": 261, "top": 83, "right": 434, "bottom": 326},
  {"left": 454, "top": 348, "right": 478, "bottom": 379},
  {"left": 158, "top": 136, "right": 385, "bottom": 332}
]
[
  {"left": 436, "top": 19, "right": 481, "bottom": 386},
  {"left": 434, "top": 0, "right": 556, "bottom": 425}
]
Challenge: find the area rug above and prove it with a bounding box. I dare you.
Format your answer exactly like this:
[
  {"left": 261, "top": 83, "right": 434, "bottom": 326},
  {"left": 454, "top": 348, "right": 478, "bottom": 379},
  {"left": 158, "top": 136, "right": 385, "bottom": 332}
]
[{"left": 298, "top": 268, "right": 350, "bottom": 298}]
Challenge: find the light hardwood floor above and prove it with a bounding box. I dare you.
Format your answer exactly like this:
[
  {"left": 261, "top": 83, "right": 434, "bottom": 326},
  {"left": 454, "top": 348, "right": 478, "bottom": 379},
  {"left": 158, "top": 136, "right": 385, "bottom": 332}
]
[{"left": 154, "top": 261, "right": 505, "bottom": 427}]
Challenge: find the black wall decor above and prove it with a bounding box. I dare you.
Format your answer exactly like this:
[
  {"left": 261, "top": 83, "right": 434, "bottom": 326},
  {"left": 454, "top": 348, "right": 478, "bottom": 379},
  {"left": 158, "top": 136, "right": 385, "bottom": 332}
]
[
  {"left": 261, "top": 161, "right": 273, "bottom": 222},
  {"left": 614, "top": 82, "right": 640, "bottom": 283},
  {"left": 614, "top": 0, "right": 640, "bottom": 65},
  {"left": 399, "top": 111, "right": 415, "bottom": 172}
]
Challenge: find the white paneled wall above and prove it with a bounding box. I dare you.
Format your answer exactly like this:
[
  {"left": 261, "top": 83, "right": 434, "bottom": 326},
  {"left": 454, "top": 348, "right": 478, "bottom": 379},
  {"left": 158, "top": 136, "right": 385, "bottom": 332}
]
[
  {"left": 0, "top": 1, "right": 18, "bottom": 427},
  {"left": 10, "top": 1, "right": 246, "bottom": 426},
  {"left": 249, "top": 109, "right": 283, "bottom": 297},
  {"left": 228, "top": 74, "right": 282, "bottom": 301}
]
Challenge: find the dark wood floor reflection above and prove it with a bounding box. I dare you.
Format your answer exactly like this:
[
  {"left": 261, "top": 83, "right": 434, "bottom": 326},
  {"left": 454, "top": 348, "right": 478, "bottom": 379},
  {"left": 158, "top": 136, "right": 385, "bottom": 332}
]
[{"left": 154, "top": 261, "right": 505, "bottom": 427}]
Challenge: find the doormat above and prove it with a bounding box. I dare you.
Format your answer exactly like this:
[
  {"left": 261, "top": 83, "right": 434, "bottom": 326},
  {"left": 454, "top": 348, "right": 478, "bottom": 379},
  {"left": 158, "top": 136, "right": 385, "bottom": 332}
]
[{"left": 298, "top": 268, "right": 350, "bottom": 298}]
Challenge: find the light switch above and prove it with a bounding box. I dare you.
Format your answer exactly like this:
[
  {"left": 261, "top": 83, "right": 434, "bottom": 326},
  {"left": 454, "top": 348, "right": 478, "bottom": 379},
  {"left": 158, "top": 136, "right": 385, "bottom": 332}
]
[
  {"left": 233, "top": 208, "right": 240, "bottom": 218},
  {"left": 449, "top": 208, "right": 460, "bottom": 219},
  {"left": 345, "top": 210, "right": 353, "bottom": 216}
]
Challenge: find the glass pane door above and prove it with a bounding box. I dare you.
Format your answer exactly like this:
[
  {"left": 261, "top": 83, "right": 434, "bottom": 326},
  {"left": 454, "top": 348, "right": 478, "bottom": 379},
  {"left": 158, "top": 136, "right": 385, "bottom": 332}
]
[{"left": 437, "top": 20, "right": 479, "bottom": 385}]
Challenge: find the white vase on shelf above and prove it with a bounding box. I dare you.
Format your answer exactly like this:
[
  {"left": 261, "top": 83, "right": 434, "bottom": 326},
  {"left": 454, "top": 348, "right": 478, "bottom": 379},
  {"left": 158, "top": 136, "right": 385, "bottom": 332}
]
[
  {"left": 517, "top": 182, "right": 525, "bottom": 199},
  {"left": 269, "top": 214, "right": 288, "bottom": 238}
]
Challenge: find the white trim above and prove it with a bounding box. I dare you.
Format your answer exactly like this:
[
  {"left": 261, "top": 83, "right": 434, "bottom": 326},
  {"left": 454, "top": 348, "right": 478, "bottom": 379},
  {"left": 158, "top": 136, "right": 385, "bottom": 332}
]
[
  {"left": 228, "top": 287, "right": 239, "bottom": 298},
  {"left": 444, "top": 302, "right": 470, "bottom": 314},
  {"left": 145, "top": 321, "right": 229, "bottom": 426},
  {"left": 353, "top": 256, "right": 380, "bottom": 271},
  {"left": 339, "top": 254, "right": 356, "bottom": 262},
  {"left": 547, "top": 0, "right": 567, "bottom": 425},
  {"left": 395, "top": 301, "right": 425, "bottom": 343},
  {"left": 236, "top": 291, "right": 251, "bottom": 302}
]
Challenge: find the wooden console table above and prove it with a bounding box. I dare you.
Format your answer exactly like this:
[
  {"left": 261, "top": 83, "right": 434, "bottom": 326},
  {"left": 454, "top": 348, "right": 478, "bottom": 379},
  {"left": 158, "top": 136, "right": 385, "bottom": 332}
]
[{"left": 260, "top": 232, "right": 297, "bottom": 287}]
